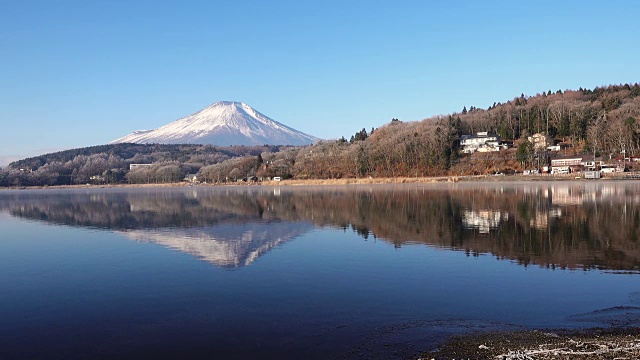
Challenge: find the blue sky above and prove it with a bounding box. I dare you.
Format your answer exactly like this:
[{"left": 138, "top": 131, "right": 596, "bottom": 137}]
[{"left": 1, "top": 0, "right": 638, "bottom": 166}]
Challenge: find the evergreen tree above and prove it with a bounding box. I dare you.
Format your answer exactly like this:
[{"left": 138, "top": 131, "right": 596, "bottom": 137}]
[{"left": 516, "top": 140, "right": 533, "bottom": 166}]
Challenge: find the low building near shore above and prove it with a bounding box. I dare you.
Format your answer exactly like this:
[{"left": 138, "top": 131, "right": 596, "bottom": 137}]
[
  {"left": 184, "top": 174, "right": 199, "bottom": 183},
  {"left": 550, "top": 156, "right": 605, "bottom": 174}
]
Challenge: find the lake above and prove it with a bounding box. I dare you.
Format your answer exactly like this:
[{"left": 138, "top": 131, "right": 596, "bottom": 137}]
[{"left": 1, "top": 182, "right": 639, "bottom": 359}]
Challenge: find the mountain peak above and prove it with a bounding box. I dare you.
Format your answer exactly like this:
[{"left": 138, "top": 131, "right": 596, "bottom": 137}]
[
  {"left": 111, "top": 101, "right": 320, "bottom": 146},
  {"left": 207, "top": 101, "right": 245, "bottom": 107}
]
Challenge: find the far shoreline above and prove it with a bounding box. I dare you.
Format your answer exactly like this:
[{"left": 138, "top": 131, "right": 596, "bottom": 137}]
[{"left": 1, "top": 173, "right": 639, "bottom": 191}]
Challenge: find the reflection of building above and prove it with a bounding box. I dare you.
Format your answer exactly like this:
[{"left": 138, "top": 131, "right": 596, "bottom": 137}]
[
  {"left": 549, "top": 184, "right": 632, "bottom": 206},
  {"left": 460, "top": 132, "right": 508, "bottom": 154},
  {"left": 552, "top": 186, "right": 584, "bottom": 205},
  {"left": 462, "top": 209, "right": 508, "bottom": 234},
  {"left": 530, "top": 208, "right": 562, "bottom": 229},
  {"left": 4, "top": 185, "right": 640, "bottom": 272}
]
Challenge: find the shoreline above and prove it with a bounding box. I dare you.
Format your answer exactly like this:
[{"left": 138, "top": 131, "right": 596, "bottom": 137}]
[
  {"left": 422, "top": 326, "right": 640, "bottom": 359},
  {"left": 1, "top": 173, "right": 637, "bottom": 191}
]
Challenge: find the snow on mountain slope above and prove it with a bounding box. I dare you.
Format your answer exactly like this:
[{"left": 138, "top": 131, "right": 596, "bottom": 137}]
[{"left": 111, "top": 101, "right": 320, "bottom": 146}]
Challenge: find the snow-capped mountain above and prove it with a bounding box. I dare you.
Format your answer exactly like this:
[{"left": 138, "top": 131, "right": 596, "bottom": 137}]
[{"left": 111, "top": 101, "right": 320, "bottom": 146}]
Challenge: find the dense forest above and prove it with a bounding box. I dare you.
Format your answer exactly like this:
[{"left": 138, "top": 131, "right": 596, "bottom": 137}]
[{"left": 2, "top": 83, "right": 639, "bottom": 187}]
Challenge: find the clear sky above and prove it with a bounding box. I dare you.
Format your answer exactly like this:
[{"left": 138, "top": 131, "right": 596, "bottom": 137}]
[{"left": 1, "top": 0, "right": 638, "bottom": 166}]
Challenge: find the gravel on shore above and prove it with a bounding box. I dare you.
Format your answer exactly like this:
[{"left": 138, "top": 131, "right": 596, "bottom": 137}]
[{"left": 422, "top": 327, "right": 640, "bottom": 359}]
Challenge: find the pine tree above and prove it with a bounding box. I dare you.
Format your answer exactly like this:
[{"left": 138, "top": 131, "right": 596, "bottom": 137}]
[{"left": 516, "top": 140, "right": 533, "bottom": 166}]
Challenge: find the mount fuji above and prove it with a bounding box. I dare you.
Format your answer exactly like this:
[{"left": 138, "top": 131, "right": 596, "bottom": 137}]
[{"left": 111, "top": 101, "right": 320, "bottom": 146}]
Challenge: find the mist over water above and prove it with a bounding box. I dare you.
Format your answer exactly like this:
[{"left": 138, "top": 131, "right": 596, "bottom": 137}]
[{"left": 1, "top": 183, "right": 639, "bottom": 359}]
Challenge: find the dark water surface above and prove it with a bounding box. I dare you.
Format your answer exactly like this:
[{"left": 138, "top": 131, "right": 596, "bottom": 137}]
[{"left": 1, "top": 183, "right": 639, "bottom": 359}]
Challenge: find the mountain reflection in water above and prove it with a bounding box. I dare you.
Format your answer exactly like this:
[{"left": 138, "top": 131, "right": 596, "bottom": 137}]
[
  {"left": 1, "top": 182, "right": 639, "bottom": 271},
  {"left": 120, "top": 223, "right": 315, "bottom": 268}
]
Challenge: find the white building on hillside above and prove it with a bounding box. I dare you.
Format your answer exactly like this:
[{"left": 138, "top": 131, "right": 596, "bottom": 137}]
[{"left": 460, "top": 132, "right": 508, "bottom": 153}]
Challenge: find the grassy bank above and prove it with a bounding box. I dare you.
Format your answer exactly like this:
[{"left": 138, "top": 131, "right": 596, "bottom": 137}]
[{"left": 1, "top": 173, "right": 636, "bottom": 190}]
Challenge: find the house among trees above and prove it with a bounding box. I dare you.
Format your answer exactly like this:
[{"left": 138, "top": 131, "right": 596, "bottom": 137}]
[
  {"left": 527, "top": 133, "right": 554, "bottom": 150},
  {"left": 129, "top": 164, "right": 153, "bottom": 170},
  {"left": 184, "top": 174, "right": 199, "bottom": 183},
  {"left": 89, "top": 175, "right": 105, "bottom": 183},
  {"left": 460, "top": 132, "right": 508, "bottom": 154}
]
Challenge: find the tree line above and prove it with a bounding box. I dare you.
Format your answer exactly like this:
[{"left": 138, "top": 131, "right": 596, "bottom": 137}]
[{"left": 1, "top": 144, "right": 279, "bottom": 187}]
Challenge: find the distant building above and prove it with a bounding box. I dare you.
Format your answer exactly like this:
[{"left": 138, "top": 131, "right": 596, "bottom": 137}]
[
  {"left": 460, "top": 132, "right": 508, "bottom": 154},
  {"left": 184, "top": 174, "right": 199, "bottom": 183},
  {"left": 551, "top": 156, "right": 584, "bottom": 167},
  {"left": 527, "top": 133, "right": 554, "bottom": 150},
  {"left": 129, "top": 164, "right": 153, "bottom": 170},
  {"left": 550, "top": 156, "right": 602, "bottom": 174},
  {"left": 582, "top": 159, "right": 603, "bottom": 171},
  {"left": 584, "top": 171, "right": 601, "bottom": 179}
]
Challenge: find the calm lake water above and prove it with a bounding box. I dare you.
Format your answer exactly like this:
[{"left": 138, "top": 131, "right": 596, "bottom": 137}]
[{"left": 1, "top": 183, "right": 639, "bottom": 359}]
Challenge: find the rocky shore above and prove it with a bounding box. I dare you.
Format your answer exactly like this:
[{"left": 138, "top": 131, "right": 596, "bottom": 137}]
[{"left": 422, "top": 327, "right": 640, "bottom": 359}]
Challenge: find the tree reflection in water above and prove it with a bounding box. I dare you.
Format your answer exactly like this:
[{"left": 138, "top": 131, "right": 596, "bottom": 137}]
[{"left": 1, "top": 182, "right": 639, "bottom": 271}]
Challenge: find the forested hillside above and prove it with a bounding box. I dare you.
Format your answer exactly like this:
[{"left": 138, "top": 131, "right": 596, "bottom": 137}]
[
  {"left": 2, "top": 83, "right": 639, "bottom": 187},
  {"left": 457, "top": 83, "right": 640, "bottom": 150},
  {"left": 1, "top": 144, "right": 281, "bottom": 186},
  {"left": 239, "top": 83, "right": 640, "bottom": 179}
]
